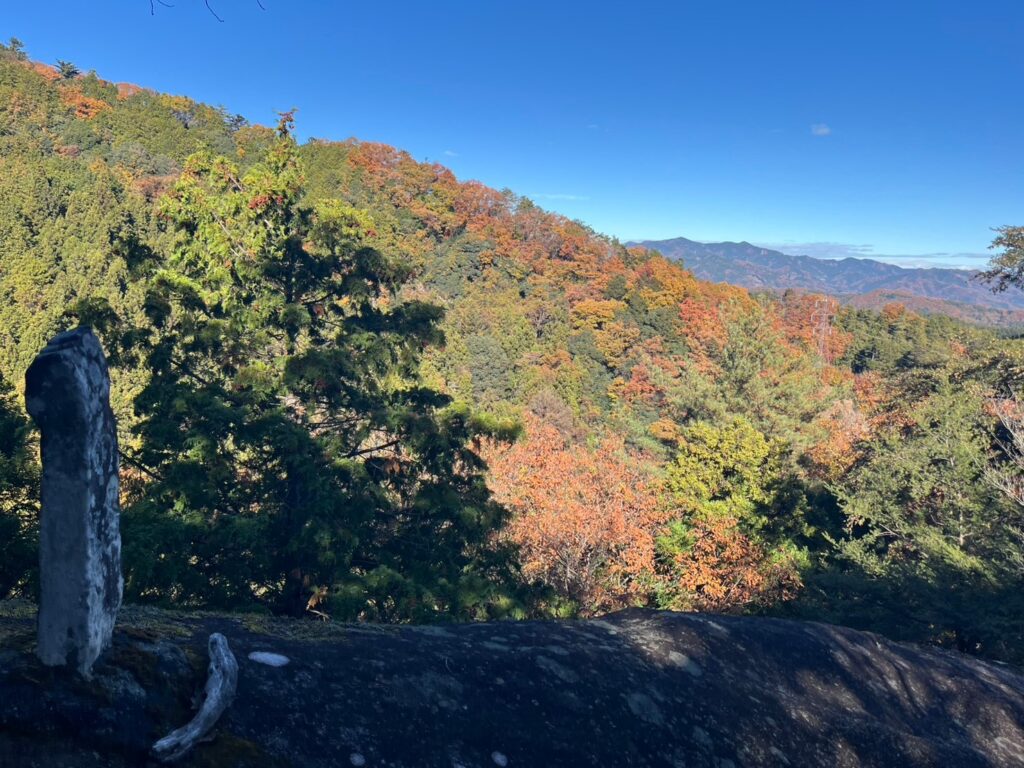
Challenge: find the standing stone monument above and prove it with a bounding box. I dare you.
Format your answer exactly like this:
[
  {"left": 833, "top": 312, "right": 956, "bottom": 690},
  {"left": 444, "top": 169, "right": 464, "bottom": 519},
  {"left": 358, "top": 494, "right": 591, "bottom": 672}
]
[{"left": 24, "top": 327, "right": 122, "bottom": 677}]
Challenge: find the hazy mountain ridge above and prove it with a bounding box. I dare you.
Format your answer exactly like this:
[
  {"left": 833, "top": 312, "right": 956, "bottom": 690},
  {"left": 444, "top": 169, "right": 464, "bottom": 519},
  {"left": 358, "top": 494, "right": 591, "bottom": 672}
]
[
  {"left": 633, "top": 236, "right": 1024, "bottom": 318},
  {"left": 841, "top": 290, "right": 1024, "bottom": 328}
]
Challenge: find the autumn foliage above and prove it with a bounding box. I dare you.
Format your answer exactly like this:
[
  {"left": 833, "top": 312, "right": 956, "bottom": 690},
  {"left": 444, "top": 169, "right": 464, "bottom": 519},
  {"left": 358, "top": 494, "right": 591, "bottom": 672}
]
[
  {"left": 484, "top": 415, "right": 801, "bottom": 616},
  {"left": 484, "top": 418, "right": 667, "bottom": 612},
  {"left": 60, "top": 87, "right": 110, "bottom": 120},
  {"left": 656, "top": 516, "right": 801, "bottom": 613}
]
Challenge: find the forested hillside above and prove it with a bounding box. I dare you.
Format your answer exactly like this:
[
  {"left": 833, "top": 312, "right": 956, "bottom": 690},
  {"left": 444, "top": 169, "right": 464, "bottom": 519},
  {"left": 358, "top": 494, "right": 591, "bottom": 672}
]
[{"left": 2, "top": 40, "right": 1024, "bottom": 663}]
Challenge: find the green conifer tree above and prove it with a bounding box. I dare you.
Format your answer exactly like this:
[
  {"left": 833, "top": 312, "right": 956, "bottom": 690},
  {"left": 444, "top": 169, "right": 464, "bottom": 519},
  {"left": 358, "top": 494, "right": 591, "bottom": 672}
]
[{"left": 123, "top": 115, "right": 524, "bottom": 620}]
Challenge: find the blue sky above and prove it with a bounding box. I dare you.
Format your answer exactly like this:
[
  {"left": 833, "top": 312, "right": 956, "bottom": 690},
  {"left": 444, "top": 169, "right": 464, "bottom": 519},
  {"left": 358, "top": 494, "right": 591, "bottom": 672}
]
[{"left": 4, "top": 1, "right": 1022, "bottom": 268}]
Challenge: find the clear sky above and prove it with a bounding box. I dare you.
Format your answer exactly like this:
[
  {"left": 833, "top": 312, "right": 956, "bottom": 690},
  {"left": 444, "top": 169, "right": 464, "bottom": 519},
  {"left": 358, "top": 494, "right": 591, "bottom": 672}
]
[{"left": 4, "top": 1, "right": 1022, "bottom": 268}]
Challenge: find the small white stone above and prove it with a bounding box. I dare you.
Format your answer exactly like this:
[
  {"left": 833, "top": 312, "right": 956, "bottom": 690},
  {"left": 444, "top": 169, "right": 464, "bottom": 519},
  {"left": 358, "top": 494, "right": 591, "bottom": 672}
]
[
  {"left": 248, "top": 651, "right": 290, "bottom": 667},
  {"left": 349, "top": 753, "right": 366, "bottom": 766},
  {"left": 491, "top": 751, "right": 509, "bottom": 766}
]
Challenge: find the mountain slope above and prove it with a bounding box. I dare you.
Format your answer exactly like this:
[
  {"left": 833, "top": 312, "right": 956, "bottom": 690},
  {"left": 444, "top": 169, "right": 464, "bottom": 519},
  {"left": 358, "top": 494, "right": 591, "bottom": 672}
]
[
  {"left": 3, "top": 41, "right": 1024, "bottom": 666},
  {"left": 633, "top": 236, "right": 1024, "bottom": 314}
]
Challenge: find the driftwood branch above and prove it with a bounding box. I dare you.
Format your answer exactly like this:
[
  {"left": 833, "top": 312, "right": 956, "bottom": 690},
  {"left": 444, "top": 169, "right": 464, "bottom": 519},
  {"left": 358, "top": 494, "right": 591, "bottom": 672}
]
[{"left": 153, "top": 632, "right": 239, "bottom": 762}]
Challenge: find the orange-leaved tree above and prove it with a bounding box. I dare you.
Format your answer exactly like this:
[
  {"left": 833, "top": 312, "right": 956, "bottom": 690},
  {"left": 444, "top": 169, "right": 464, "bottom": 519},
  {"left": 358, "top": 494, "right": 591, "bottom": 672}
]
[
  {"left": 483, "top": 417, "right": 667, "bottom": 614},
  {"left": 654, "top": 515, "right": 802, "bottom": 613}
]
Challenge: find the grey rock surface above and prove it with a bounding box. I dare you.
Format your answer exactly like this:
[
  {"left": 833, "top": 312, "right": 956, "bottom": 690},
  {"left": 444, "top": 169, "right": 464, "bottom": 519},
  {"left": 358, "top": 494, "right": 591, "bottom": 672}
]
[
  {"left": 24, "top": 327, "right": 122, "bottom": 676},
  {"left": 1, "top": 605, "right": 1023, "bottom": 767}
]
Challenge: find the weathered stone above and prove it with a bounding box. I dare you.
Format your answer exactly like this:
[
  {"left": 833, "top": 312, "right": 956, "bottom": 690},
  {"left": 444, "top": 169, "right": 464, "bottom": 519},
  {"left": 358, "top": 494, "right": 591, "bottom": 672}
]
[{"left": 24, "top": 327, "right": 122, "bottom": 677}]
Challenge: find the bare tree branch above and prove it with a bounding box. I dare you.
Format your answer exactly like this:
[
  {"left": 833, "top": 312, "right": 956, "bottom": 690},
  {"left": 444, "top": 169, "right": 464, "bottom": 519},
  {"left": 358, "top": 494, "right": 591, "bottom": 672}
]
[
  {"left": 204, "top": 0, "right": 225, "bottom": 22},
  {"left": 149, "top": 1, "right": 267, "bottom": 18}
]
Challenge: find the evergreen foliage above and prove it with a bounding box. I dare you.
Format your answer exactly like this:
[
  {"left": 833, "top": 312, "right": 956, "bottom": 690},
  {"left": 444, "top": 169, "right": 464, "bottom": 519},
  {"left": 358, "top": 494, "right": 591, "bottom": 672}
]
[{"left": 0, "top": 376, "right": 38, "bottom": 598}]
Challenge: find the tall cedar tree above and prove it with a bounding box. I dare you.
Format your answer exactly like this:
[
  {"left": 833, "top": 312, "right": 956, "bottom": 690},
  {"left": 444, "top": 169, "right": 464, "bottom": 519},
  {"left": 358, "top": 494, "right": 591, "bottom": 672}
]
[{"left": 123, "top": 115, "right": 524, "bottom": 621}]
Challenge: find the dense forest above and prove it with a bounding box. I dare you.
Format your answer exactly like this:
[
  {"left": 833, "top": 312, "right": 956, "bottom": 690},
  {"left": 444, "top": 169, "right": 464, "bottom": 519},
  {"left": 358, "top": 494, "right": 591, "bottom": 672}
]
[{"left": 2, "top": 40, "right": 1024, "bottom": 664}]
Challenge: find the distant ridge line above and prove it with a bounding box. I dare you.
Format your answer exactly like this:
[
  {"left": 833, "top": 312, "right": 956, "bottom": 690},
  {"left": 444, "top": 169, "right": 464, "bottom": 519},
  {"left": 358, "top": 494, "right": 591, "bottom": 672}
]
[{"left": 629, "top": 236, "right": 1024, "bottom": 324}]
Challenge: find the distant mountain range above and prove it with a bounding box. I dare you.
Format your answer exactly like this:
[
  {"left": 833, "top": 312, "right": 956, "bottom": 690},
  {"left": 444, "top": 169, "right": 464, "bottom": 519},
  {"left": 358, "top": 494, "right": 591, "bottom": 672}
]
[{"left": 632, "top": 237, "right": 1024, "bottom": 325}]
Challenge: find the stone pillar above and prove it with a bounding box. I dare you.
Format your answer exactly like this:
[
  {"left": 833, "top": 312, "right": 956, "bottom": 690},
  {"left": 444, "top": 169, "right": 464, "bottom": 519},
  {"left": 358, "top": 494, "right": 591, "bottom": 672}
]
[{"left": 25, "top": 327, "right": 122, "bottom": 677}]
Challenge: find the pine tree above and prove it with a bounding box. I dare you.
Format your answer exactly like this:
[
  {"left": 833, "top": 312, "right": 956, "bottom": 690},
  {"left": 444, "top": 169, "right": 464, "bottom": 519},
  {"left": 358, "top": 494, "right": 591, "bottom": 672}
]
[
  {"left": 980, "top": 226, "right": 1024, "bottom": 293},
  {"left": 55, "top": 60, "right": 80, "bottom": 80}
]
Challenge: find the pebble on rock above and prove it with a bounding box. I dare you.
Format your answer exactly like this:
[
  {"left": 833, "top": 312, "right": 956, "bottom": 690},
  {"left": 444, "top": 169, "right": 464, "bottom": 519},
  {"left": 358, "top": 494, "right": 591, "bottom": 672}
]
[{"left": 249, "top": 651, "right": 291, "bottom": 667}]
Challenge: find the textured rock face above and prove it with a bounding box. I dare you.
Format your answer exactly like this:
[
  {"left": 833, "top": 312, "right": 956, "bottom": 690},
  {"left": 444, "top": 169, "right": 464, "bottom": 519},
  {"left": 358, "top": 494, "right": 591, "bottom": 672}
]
[
  {"left": 24, "top": 328, "right": 122, "bottom": 677},
  {"left": 1, "top": 605, "right": 1023, "bottom": 767}
]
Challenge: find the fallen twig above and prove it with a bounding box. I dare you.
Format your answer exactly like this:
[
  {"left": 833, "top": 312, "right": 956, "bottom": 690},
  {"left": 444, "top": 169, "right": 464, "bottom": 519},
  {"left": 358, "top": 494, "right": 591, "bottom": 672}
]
[{"left": 153, "top": 632, "right": 239, "bottom": 762}]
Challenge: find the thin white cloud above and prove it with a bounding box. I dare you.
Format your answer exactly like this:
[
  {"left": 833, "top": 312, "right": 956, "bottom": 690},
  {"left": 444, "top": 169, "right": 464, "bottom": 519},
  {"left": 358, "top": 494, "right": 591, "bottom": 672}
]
[
  {"left": 443, "top": 149, "right": 458, "bottom": 157},
  {"left": 759, "top": 241, "right": 989, "bottom": 269},
  {"left": 763, "top": 241, "right": 874, "bottom": 259},
  {"left": 810, "top": 123, "right": 832, "bottom": 137},
  {"left": 532, "top": 193, "right": 591, "bottom": 202}
]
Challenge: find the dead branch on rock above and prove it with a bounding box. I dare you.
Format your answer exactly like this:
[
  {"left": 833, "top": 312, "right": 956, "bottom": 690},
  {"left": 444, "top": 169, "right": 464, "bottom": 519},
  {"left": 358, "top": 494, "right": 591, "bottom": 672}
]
[{"left": 153, "top": 632, "right": 239, "bottom": 762}]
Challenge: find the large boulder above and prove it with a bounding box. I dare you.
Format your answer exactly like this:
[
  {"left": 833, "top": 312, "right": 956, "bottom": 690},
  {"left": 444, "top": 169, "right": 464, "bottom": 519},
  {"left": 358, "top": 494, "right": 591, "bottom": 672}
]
[{"left": 1, "top": 603, "right": 1022, "bottom": 767}]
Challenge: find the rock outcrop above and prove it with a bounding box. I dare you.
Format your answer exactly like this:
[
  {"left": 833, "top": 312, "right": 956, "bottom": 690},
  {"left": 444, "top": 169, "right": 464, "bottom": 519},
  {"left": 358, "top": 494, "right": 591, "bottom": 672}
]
[
  {"left": 23, "top": 328, "right": 122, "bottom": 677},
  {"left": 1, "top": 603, "right": 1022, "bottom": 767}
]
